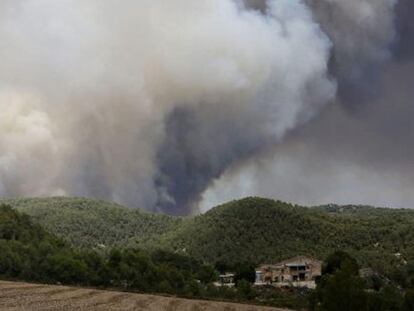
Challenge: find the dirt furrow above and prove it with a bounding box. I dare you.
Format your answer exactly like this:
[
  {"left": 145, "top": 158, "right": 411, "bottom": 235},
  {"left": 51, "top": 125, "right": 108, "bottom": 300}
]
[{"left": 0, "top": 280, "right": 290, "bottom": 311}]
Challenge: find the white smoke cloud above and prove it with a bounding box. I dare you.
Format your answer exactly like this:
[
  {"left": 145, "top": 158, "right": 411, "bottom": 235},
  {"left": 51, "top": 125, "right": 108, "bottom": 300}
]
[
  {"left": 0, "top": 90, "right": 65, "bottom": 196},
  {"left": 0, "top": 0, "right": 335, "bottom": 213},
  {"left": 201, "top": 0, "right": 404, "bottom": 212}
]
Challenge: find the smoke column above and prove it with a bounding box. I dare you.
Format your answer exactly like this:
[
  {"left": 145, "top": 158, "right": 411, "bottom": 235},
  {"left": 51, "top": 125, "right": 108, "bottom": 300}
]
[
  {"left": 0, "top": 0, "right": 408, "bottom": 215},
  {"left": 202, "top": 0, "right": 414, "bottom": 211}
]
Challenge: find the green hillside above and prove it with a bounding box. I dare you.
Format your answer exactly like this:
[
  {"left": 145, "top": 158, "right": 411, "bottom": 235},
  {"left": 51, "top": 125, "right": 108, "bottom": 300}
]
[
  {"left": 1, "top": 197, "right": 182, "bottom": 249},
  {"left": 0, "top": 203, "right": 309, "bottom": 309},
  {"left": 154, "top": 198, "right": 342, "bottom": 265},
  {"left": 4, "top": 196, "right": 414, "bottom": 276},
  {"left": 155, "top": 198, "right": 414, "bottom": 275}
]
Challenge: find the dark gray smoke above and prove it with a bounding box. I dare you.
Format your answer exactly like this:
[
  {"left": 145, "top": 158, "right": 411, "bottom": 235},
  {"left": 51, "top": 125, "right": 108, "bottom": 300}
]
[
  {"left": 0, "top": 0, "right": 410, "bottom": 215},
  {"left": 155, "top": 103, "right": 271, "bottom": 214},
  {"left": 395, "top": 0, "right": 414, "bottom": 59},
  {"left": 201, "top": 0, "right": 414, "bottom": 211},
  {"left": 0, "top": 0, "right": 335, "bottom": 215}
]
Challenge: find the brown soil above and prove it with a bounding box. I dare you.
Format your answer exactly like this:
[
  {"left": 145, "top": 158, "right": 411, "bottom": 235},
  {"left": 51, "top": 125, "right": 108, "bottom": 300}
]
[{"left": 0, "top": 280, "right": 292, "bottom": 311}]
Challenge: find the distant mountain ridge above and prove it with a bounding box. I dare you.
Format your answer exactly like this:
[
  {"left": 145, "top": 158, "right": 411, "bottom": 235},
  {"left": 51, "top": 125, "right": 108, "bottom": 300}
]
[{"left": 3, "top": 196, "right": 414, "bottom": 275}]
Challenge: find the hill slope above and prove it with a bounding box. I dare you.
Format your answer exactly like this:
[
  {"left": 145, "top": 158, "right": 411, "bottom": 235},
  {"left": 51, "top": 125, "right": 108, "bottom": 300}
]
[
  {"left": 153, "top": 198, "right": 342, "bottom": 265},
  {"left": 5, "top": 196, "right": 414, "bottom": 275},
  {"left": 2, "top": 197, "right": 182, "bottom": 249},
  {"left": 0, "top": 204, "right": 306, "bottom": 309},
  {"left": 154, "top": 198, "right": 414, "bottom": 274}
]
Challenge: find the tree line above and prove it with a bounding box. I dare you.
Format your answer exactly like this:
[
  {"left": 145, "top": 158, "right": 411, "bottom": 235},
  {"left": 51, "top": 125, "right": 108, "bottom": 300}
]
[
  {"left": 310, "top": 251, "right": 414, "bottom": 311},
  {"left": 0, "top": 203, "right": 307, "bottom": 309},
  {"left": 4, "top": 202, "right": 414, "bottom": 310}
]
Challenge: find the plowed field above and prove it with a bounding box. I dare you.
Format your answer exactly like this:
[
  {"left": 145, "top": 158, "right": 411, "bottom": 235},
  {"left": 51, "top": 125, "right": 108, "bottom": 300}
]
[{"left": 0, "top": 280, "right": 292, "bottom": 311}]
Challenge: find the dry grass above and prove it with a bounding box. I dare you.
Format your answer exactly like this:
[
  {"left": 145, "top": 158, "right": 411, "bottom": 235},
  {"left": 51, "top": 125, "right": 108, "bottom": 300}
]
[{"left": 0, "top": 280, "right": 291, "bottom": 311}]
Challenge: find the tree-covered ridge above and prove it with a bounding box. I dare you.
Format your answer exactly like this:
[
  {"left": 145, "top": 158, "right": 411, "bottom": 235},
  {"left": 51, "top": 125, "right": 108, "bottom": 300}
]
[
  {"left": 151, "top": 198, "right": 414, "bottom": 276},
  {"left": 1, "top": 197, "right": 182, "bottom": 249},
  {"left": 0, "top": 204, "right": 213, "bottom": 296},
  {"left": 0, "top": 203, "right": 308, "bottom": 309},
  {"left": 154, "top": 198, "right": 342, "bottom": 265},
  {"left": 6, "top": 196, "right": 414, "bottom": 277}
]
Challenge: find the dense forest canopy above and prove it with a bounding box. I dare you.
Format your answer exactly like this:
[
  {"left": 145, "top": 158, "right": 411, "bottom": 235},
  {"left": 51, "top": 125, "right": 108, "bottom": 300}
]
[
  {"left": 0, "top": 202, "right": 308, "bottom": 309},
  {"left": 4, "top": 196, "right": 414, "bottom": 276},
  {"left": 3, "top": 197, "right": 414, "bottom": 309}
]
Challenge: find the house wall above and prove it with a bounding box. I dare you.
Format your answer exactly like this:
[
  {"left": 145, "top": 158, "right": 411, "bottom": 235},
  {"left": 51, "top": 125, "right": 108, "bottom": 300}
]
[{"left": 257, "top": 257, "right": 322, "bottom": 287}]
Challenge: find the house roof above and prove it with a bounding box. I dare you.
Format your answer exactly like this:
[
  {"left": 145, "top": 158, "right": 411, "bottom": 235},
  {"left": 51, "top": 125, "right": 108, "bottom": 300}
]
[
  {"left": 258, "top": 256, "right": 322, "bottom": 269},
  {"left": 286, "top": 263, "right": 307, "bottom": 267},
  {"left": 219, "top": 274, "right": 234, "bottom": 277},
  {"left": 276, "top": 256, "right": 322, "bottom": 265}
]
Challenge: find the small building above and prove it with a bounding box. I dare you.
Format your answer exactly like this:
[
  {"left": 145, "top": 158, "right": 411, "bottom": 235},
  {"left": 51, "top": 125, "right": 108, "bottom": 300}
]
[
  {"left": 255, "top": 256, "right": 322, "bottom": 289},
  {"left": 255, "top": 270, "right": 265, "bottom": 286},
  {"left": 214, "top": 273, "right": 235, "bottom": 287}
]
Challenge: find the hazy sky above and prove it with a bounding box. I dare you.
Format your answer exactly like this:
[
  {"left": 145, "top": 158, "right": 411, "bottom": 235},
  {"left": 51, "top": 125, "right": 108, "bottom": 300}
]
[{"left": 0, "top": 0, "right": 412, "bottom": 215}]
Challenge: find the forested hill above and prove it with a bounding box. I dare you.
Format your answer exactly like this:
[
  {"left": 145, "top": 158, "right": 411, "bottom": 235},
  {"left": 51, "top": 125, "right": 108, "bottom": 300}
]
[
  {"left": 154, "top": 198, "right": 414, "bottom": 275},
  {"left": 4, "top": 196, "right": 414, "bottom": 275},
  {"left": 2, "top": 197, "right": 182, "bottom": 249}
]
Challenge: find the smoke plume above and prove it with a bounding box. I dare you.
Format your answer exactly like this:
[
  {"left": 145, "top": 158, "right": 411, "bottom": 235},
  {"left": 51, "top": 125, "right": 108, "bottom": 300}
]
[
  {"left": 0, "top": 0, "right": 410, "bottom": 214},
  {"left": 202, "top": 0, "right": 414, "bottom": 211}
]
